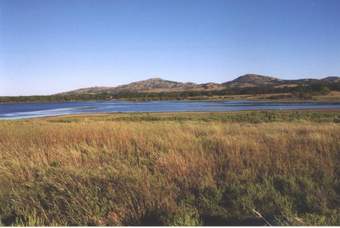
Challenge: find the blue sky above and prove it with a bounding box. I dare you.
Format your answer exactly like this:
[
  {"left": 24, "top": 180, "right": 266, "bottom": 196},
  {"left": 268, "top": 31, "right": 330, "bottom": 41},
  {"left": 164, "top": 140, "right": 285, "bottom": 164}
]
[{"left": 1, "top": 0, "right": 340, "bottom": 96}]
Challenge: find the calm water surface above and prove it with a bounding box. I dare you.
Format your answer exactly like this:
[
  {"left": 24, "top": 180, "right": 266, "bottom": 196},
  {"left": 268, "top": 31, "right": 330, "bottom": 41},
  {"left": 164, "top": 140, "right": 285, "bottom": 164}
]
[{"left": 1, "top": 100, "right": 340, "bottom": 120}]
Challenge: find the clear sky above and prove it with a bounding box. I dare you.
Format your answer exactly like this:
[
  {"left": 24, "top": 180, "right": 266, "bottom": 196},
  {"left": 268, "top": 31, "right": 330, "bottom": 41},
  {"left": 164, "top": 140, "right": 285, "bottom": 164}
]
[{"left": 1, "top": 0, "right": 340, "bottom": 96}]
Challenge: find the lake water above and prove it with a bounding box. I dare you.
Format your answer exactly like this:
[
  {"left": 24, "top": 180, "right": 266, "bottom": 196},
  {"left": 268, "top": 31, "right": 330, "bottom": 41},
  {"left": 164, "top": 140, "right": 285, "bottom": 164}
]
[{"left": 1, "top": 100, "right": 340, "bottom": 120}]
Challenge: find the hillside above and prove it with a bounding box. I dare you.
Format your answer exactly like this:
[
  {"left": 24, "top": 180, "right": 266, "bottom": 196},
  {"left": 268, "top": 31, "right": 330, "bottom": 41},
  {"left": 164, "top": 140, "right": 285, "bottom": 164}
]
[
  {"left": 60, "top": 74, "right": 340, "bottom": 96},
  {"left": 1, "top": 74, "right": 340, "bottom": 103},
  {"left": 224, "top": 74, "right": 281, "bottom": 87},
  {"left": 59, "top": 78, "right": 225, "bottom": 95}
]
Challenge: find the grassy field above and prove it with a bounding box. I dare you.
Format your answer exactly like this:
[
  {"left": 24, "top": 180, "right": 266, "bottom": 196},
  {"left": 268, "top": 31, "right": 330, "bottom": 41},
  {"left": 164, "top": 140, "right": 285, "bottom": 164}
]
[{"left": 0, "top": 110, "right": 340, "bottom": 225}]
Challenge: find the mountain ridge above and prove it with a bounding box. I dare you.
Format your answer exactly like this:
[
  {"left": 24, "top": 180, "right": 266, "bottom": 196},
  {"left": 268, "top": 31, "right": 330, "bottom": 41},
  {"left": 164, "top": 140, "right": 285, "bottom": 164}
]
[{"left": 59, "top": 74, "right": 340, "bottom": 95}]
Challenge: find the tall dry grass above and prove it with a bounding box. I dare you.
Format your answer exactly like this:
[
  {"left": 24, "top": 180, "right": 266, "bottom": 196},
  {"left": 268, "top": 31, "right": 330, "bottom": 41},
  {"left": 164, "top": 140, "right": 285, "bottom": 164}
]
[{"left": 0, "top": 112, "right": 339, "bottom": 225}]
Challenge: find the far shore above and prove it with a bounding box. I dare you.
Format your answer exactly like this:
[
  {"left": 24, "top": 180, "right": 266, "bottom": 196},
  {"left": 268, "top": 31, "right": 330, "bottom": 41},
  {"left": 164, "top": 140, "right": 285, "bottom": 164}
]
[{"left": 1, "top": 93, "right": 340, "bottom": 105}]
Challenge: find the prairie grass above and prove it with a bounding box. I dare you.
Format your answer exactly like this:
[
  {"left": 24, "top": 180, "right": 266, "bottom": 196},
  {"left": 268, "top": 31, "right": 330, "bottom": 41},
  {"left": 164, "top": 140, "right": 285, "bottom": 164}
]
[{"left": 0, "top": 111, "right": 339, "bottom": 225}]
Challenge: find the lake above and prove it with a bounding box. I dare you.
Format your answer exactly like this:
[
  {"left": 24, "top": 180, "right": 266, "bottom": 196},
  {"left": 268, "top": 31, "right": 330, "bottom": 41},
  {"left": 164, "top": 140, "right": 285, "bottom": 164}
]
[{"left": 1, "top": 100, "right": 340, "bottom": 120}]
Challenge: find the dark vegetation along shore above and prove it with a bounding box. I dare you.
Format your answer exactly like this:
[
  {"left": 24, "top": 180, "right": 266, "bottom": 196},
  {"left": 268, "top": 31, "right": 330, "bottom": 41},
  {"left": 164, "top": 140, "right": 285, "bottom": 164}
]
[
  {"left": 0, "top": 110, "right": 340, "bottom": 225},
  {"left": 1, "top": 74, "right": 340, "bottom": 103}
]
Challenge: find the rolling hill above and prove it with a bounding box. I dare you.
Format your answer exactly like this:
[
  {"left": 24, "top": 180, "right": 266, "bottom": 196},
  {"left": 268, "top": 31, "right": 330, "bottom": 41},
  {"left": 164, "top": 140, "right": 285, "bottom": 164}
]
[
  {"left": 58, "top": 78, "right": 225, "bottom": 95},
  {"left": 1, "top": 74, "right": 340, "bottom": 103},
  {"left": 59, "top": 74, "right": 340, "bottom": 95}
]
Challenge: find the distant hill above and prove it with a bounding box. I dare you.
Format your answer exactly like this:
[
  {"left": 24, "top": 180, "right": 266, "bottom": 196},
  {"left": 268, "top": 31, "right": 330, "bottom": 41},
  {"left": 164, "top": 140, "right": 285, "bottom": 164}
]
[
  {"left": 59, "top": 78, "right": 226, "bottom": 95},
  {"left": 224, "top": 74, "right": 281, "bottom": 87},
  {"left": 1, "top": 74, "right": 340, "bottom": 103},
  {"left": 109, "top": 78, "right": 200, "bottom": 93},
  {"left": 321, "top": 76, "right": 340, "bottom": 83},
  {"left": 59, "top": 74, "right": 340, "bottom": 96}
]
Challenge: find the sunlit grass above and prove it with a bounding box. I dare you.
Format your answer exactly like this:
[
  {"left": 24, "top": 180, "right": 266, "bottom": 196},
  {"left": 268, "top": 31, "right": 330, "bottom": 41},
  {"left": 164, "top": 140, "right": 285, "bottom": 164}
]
[{"left": 0, "top": 111, "right": 339, "bottom": 225}]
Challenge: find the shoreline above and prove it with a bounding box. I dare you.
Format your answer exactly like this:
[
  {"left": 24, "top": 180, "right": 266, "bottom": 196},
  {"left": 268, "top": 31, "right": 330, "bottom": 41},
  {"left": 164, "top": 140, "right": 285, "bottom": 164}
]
[
  {"left": 2, "top": 109, "right": 340, "bottom": 122},
  {"left": 1, "top": 97, "right": 340, "bottom": 105}
]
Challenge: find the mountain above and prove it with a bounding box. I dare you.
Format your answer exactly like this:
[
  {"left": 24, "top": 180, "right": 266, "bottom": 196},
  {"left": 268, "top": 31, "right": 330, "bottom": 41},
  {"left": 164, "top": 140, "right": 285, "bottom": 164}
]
[
  {"left": 59, "top": 78, "right": 225, "bottom": 95},
  {"left": 321, "top": 76, "right": 340, "bottom": 83},
  {"left": 224, "top": 74, "right": 281, "bottom": 87},
  {"left": 58, "top": 74, "right": 340, "bottom": 97},
  {"left": 112, "top": 78, "right": 200, "bottom": 93},
  {"left": 2, "top": 74, "right": 340, "bottom": 104}
]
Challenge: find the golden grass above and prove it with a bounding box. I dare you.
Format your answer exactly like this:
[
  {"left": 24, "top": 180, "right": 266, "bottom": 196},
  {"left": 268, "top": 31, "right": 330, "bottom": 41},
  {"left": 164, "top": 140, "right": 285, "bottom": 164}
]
[{"left": 0, "top": 111, "right": 340, "bottom": 225}]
